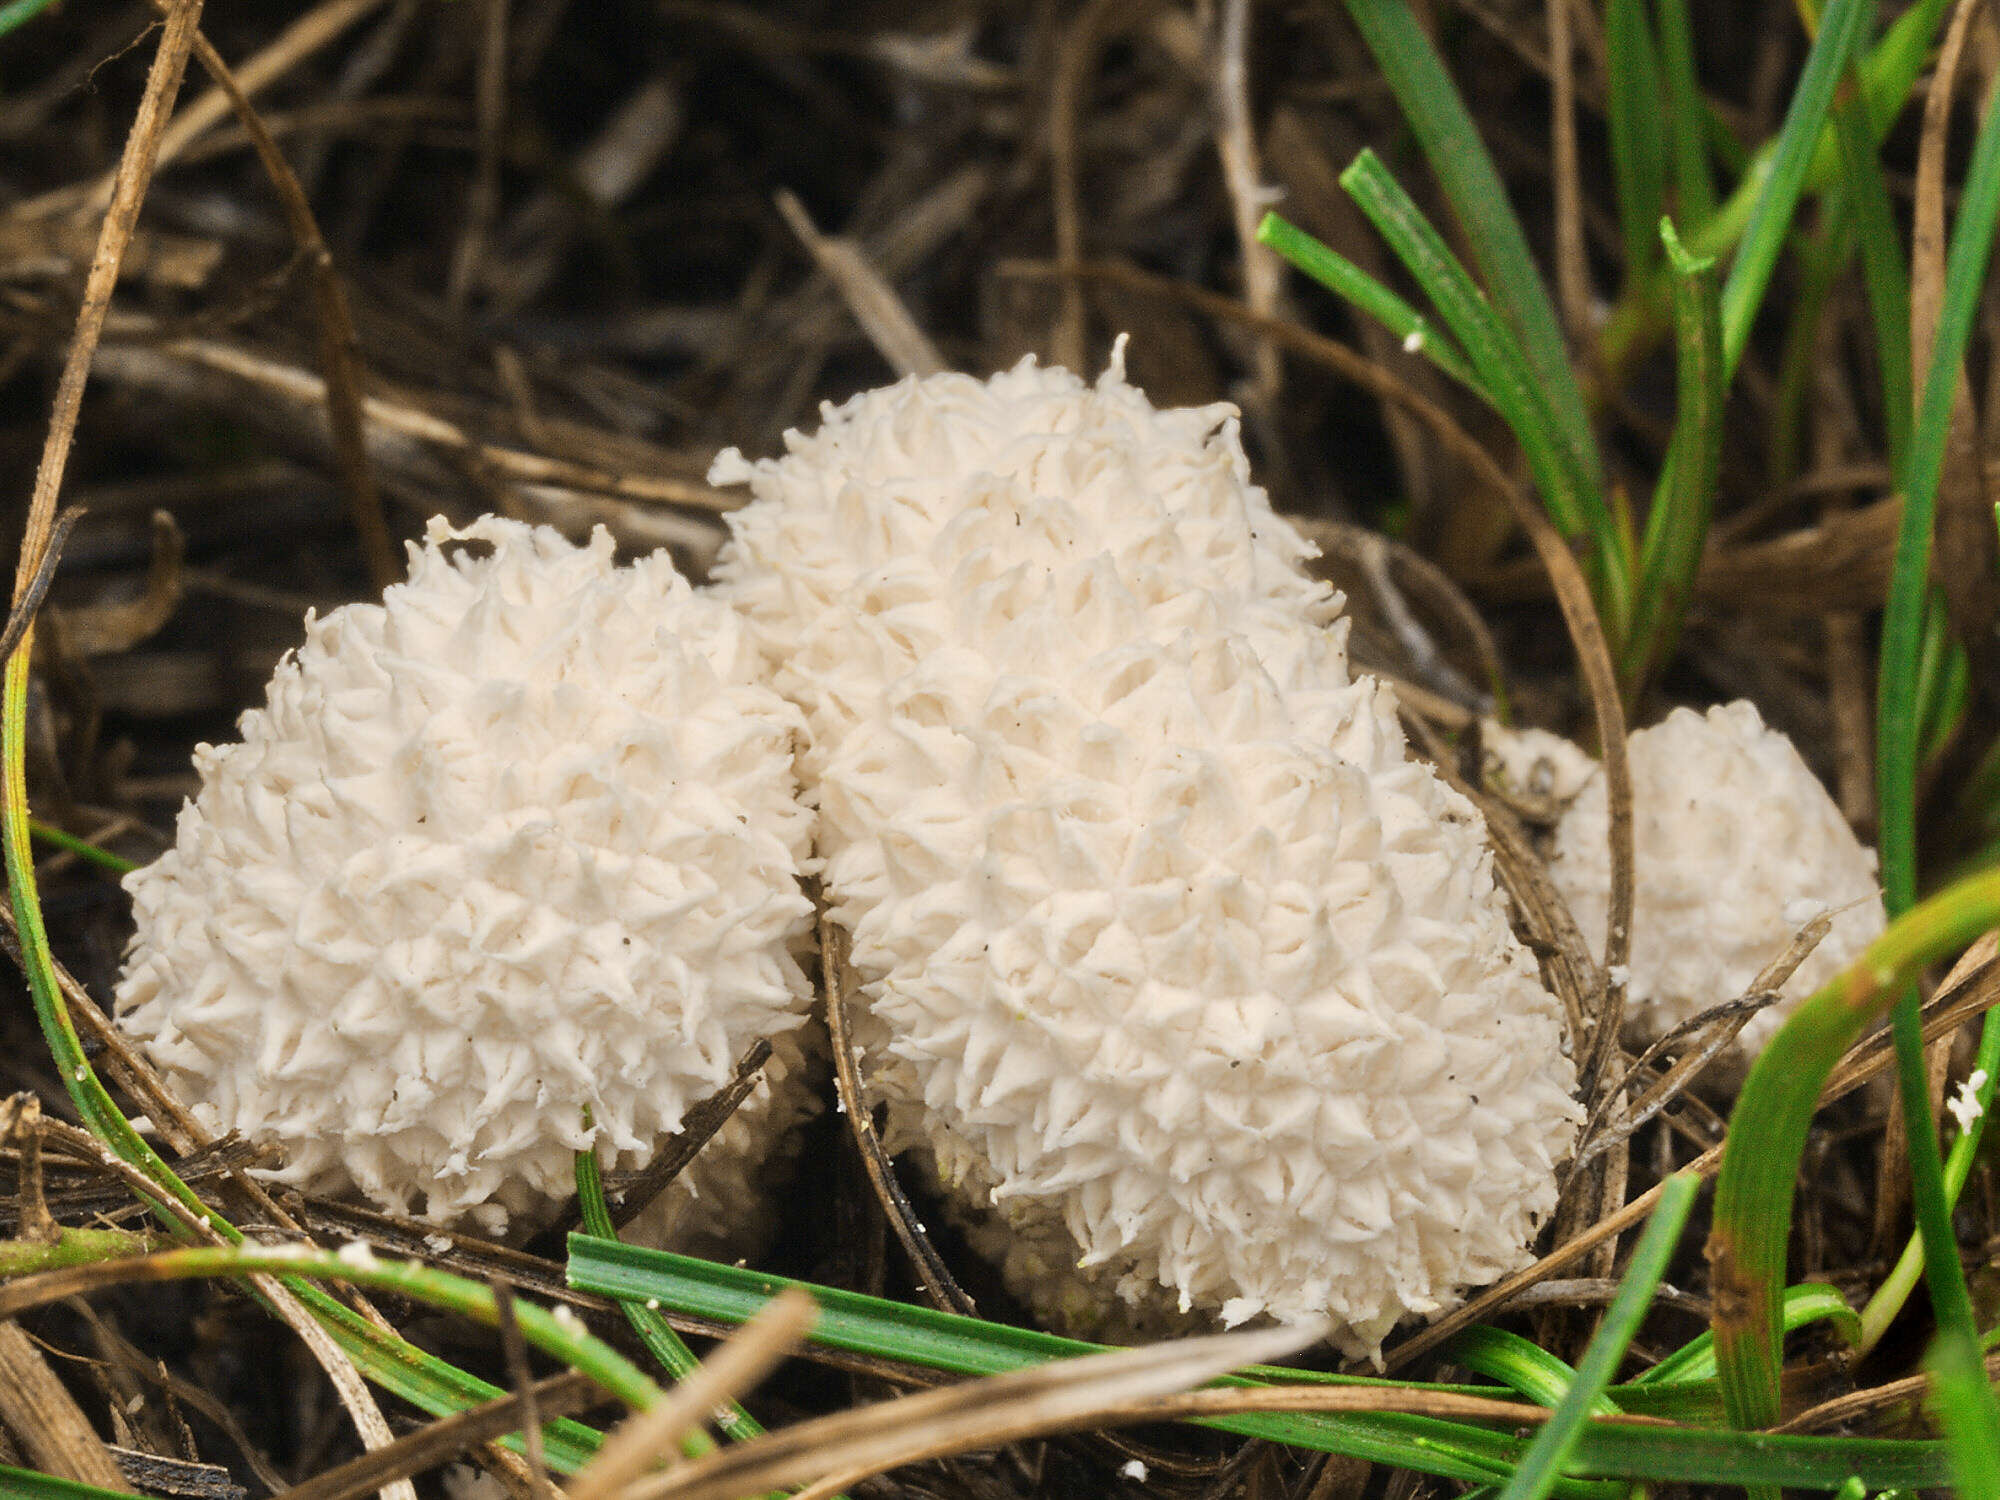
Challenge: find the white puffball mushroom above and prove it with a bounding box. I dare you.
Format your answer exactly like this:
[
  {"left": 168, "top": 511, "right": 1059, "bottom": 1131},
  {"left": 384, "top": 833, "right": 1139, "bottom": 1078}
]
[
  {"left": 712, "top": 354, "right": 1582, "bottom": 1358},
  {"left": 115, "top": 516, "right": 817, "bottom": 1238},
  {"left": 1480, "top": 720, "right": 1598, "bottom": 811},
  {"left": 1547, "top": 699, "right": 1887, "bottom": 1061}
]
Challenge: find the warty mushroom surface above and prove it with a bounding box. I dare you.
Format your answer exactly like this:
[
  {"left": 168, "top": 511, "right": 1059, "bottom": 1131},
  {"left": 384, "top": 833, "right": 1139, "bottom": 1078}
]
[
  {"left": 1548, "top": 698, "right": 1887, "bottom": 1064},
  {"left": 712, "top": 354, "right": 1583, "bottom": 1357},
  {"left": 115, "top": 516, "right": 818, "bottom": 1239}
]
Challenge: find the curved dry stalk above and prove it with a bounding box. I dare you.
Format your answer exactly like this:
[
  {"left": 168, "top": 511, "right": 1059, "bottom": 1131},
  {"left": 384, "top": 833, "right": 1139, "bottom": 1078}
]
[
  {"left": 0, "top": 508, "right": 81, "bottom": 670},
  {"left": 1545, "top": 0, "right": 1591, "bottom": 344},
  {"left": 1048, "top": 0, "right": 1155, "bottom": 369},
  {"left": 1292, "top": 516, "right": 1508, "bottom": 712},
  {"left": 105, "top": 337, "right": 730, "bottom": 512},
  {"left": 569, "top": 1290, "right": 817, "bottom": 1500},
  {"left": 820, "top": 912, "right": 979, "bottom": 1317},
  {"left": 8, "top": 0, "right": 391, "bottom": 224},
  {"left": 1213, "top": 0, "right": 1280, "bottom": 397},
  {"left": 597, "top": 1040, "right": 772, "bottom": 1235},
  {"left": 628, "top": 1321, "right": 1332, "bottom": 1500},
  {"left": 168, "top": 12, "right": 395, "bottom": 588},
  {"left": 1914, "top": 0, "right": 1999, "bottom": 684},
  {"left": 10, "top": 0, "right": 204, "bottom": 610},
  {"left": 254, "top": 1273, "right": 418, "bottom": 1500},
  {"left": 269, "top": 1371, "right": 598, "bottom": 1500}
]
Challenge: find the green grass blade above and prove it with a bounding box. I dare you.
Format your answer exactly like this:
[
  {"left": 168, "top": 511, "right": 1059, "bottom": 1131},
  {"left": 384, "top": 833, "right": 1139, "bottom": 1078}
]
[
  {"left": 1767, "top": 192, "right": 1857, "bottom": 485},
  {"left": 1496, "top": 1172, "right": 1702, "bottom": 1500},
  {"left": 1928, "top": 1327, "right": 2000, "bottom": 1499},
  {"left": 1859, "top": 0, "right": 1955, "bottom": 130},
  {"left": 3, "top": 647, "right": 224, "bottom": 1236},
  {"left": 569, "top": 1236, "right": 1951, "bottom": 1490},
  {"left": 1860, "top": 1007, "right": 2000, "bottom": 1353},
  {"left": 574, "top": 1147, "right": 757, "bottom": 1449},
  {"left": 1636, "top": 1283, "right": 1860, "bottom": 1386},
  {"left": 1656, "top": 0, "right": 1716, "bottom": 229},
  {"left": 26, "top": 819, "right": 136, "bottom": 875},
  {"left": 1448, "top": 1327, "right": 1617, "bottom": 1414},
  {"left": 1621, "top": 219, "right": 1722, "bottom": 694},
  {"left": 1562, "top": 1426, "right": 1945, "bottom": 1489},
  {"left": 1718, "top": 0, "right": 1873, "bottom": 378},
  {"left": 569, "top": 1234, "right": 1608, "bottom": 1493},
  {"left": 1710, "top": 865, "right": 2000, "bottom": 1432},
  {"left": 1339, "top": 0, "right": 1602, "bottom": 499},
  {"left": 1831, "top": 60, "right": 1914, "bottom": 468},
  {"left": 1603, "top": 0, "right": 1952, "bottom": 374},
  {"left": 1337, "top": 150, "right": 1628, "bottom": 630},
  {"left": 0, "top": 1244, "right": 662, "bottom": 1471},
  {"left": 1915, "top": 601, "right": 1970, "bottom": 763},
  {"left": 1255, "top": 212, "right": 1479, "bottom": 388},
  {"left": 1686, "top": 0, "right": 1946, "bottom": 264},
  {"left": 0, "top": 0, "right": 60, "bottom": 40},
  {"left": 1606, "top": 0, "right": 1670, "bottom": 277},
  {"left": 0, "top": 1468, "right": 134, "bottom": 1500},
  {"left": 1871, "top": 63, "right": 2000, "bottom": 1441}
]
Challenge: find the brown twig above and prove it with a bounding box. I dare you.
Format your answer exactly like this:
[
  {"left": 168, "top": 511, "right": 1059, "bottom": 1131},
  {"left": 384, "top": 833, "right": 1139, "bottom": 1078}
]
[
  {"left": 470, "top": 1283, "right": 545, "bottom": 1500},
  {"left": 1546, "top": 0, "right": 1592, "bottom": 346},
  {"left": 447, "top": 0, "right": 509, "bottom": 318},
  {"left": 1913, "top": 0, "right": 1999, "bottom": 694},
  {"left": 271, "top": 1372, "right": 598, "bottom": 1500},
  {"left": 3, "top": 1093, "right": 58, "bottom": 1243},
  {"left": 1213, "top": 0, "right": 1280, "bottom": 398},
  {"left": 549, "top": 1039, "right": 773, "bottom": 1236},
  {"left": 774, "top": 189, "right": 945, "bottom": 377},
  {"left": 171, "top": 15, "right": 397, "bottom": 589},
  {"left": 634, "top": 1333, "right": 1673, "bottom": 1500},
  {"left": 8, "top": 0, "right": 392, "bottom": 224},
  {"left": 10, "top": 0, "right": 205, "bottom": 609},
  {"left": 1775, "top": 1346, "right": 2000, "bottom": 1434},
  {"left": 1048, "top": 0, "right": 1152, "bottom": 370},
  {"left": 114, "top": 337, "right": 730, "bottom": 512},
  {"left": 821, "top": 912, "right": 979, "bottom": 1316},
  {"left": 0, "top": 1321, "right": 133, "bottom": 1492},
  {"left": 634, "top": 1322, "right": 1332, "bottom": 1500},
  {"left": 1575, "top": 907, "right": 1844, "bottom": 1166},
  {"left": 568, "top": 1289, "right": 819, "bottom": 1500}
]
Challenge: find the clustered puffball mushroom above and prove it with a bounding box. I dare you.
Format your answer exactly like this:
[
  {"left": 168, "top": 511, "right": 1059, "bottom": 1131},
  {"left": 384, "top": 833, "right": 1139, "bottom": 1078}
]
[
  {"left": 1547, "top": 699, "right": 1887, "bottom": 1062},
  {"left": 115, "top": 516, "right": 817, "bottom": 1239},
  {"left": 712, "top": 353, "right": 1584, "bottom": 1357}
]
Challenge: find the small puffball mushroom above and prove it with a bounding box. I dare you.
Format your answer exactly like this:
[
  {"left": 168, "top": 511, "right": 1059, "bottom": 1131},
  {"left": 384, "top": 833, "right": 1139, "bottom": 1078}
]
[
  {"left": 1547, "top": 699, "right": 1887, "bottom": 1061},
  {"left": 116, "top": 516, "right": 816, "bottom": 1239},
  {"left": 1480, "top": 720, "right": 1597, "bottom": 811},
  {"left": 712, "top": 354, "right": 1582, "bottom": 1358}
]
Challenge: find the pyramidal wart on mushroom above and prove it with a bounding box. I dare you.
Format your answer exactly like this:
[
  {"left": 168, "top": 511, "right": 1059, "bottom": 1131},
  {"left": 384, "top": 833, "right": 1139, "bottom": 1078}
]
[
  {"left": 115, "top": 516, "right": 817, "bottom": 1246},
  {"left": 711, "top": 350, "right": 1584, "bottom": 1358}
]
